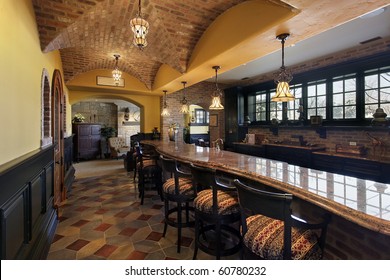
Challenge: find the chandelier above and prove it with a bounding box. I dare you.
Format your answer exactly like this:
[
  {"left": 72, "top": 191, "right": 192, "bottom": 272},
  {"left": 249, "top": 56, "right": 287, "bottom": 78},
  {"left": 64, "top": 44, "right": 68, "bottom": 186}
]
[
  {"left": 271, "top": 33, "right": 295, "bottom": 102},
  {"left": 180, "top": 81, "right": 189, "bottom": 114},
  {"left": 130, "top": 0, "right": 149, "bottom": 50},
  {"left": 161, "top": 90, "right": 170, "bottom": 116},
  {"left": 209, "top": 66, "right": 224, "bottom": 110},
  {"left": 112, "top": 54, "right": 122, "bottom": 86}
]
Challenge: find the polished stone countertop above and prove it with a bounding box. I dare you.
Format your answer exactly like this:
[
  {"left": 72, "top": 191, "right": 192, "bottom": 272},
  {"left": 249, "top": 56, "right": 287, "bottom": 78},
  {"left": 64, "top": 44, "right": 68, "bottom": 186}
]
[{"left": 143, "top": 140, "right": 390, "bottom": 235}]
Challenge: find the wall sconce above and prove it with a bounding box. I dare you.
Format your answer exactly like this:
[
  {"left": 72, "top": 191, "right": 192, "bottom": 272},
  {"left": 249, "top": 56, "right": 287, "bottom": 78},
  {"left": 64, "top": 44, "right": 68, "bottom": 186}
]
[
  {"left": 209, "top": 66, "right": 224, "bottom": 110},
  {"left": 161, "top": 90, "right": 170, "bottom": 116},
  {"left": 180, "top": 81, "right": 189, "bottom": 114},
  {"left": 271, "top": 33, "right": 295, "bottom": 102}
]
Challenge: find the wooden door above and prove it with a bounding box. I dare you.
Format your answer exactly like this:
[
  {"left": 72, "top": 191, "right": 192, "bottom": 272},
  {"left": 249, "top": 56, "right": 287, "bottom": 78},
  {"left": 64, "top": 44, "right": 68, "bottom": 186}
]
[{"left": 52, "top": 70, "right": 65, "bottom": 209}]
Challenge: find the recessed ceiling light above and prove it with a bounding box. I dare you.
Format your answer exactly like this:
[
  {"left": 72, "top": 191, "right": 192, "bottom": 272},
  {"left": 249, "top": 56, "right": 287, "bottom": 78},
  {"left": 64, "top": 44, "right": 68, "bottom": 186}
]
[{"left": 360, "top": 7, "right": 386, "bottom": 19}]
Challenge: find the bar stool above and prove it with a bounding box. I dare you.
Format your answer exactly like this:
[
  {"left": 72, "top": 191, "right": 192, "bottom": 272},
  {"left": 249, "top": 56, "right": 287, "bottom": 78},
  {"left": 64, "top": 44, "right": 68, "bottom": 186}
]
[
  {"left": 135, "top": 145, "right": 162, "bottom": 205},
  {"left": 160, "top": 155, "right": 196, "bottom": 253},
  {"left": 190, "top": 164, "right": 241, "bottom": 259},
  {"left": 233, "top": 179, "right": 331, "bottom": 260}
]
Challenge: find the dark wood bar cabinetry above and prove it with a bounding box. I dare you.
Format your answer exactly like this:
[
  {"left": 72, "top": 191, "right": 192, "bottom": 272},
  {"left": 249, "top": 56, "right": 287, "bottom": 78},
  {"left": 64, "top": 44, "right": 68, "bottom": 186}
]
[
  {"left": 232, "top": 142, "right": 390, "bottom": 183},
  {"left": 72, "top": 123, "right": 101, "bottom": 161}
]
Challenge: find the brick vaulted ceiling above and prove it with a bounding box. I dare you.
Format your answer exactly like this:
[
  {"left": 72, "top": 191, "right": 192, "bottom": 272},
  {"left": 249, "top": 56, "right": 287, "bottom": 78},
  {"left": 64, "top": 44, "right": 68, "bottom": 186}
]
[{"left": 32, "top": 0, "right": 389, "bottom": 94}]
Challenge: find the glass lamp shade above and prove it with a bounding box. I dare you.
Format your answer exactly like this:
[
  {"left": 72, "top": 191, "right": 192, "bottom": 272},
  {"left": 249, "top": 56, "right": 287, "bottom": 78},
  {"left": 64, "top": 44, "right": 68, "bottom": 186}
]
[
  {"left": 161, "top": 107, "right": 170, "bottom": 116},
  {"left": 271, "top": 81, "right": 295, "bottom": 102},
  {"left": 209, "top": 95, "right": 224, "bottom": 110},
  {"left": 180, "top": 103, "right": 189, "bottom": 114},
  {"left": 130, "top": 17, "right": 149, "bottom": 48},
  {"left": 112, "top": 68, "right": 122, "bottom": 82}
]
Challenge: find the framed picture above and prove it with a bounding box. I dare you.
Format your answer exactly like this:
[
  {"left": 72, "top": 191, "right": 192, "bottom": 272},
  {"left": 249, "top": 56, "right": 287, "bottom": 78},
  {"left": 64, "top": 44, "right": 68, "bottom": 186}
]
[
  {"left": 96, "top": 76, "right": 125, "bottom": 87},
  {"left": 209, "top": 114, "right": 218, "bottom": 127}
]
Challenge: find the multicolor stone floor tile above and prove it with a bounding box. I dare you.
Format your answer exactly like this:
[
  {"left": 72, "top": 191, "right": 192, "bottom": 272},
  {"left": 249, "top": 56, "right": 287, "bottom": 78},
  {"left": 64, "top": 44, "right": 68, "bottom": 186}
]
[{"left": 47, "top": 159, "right": 240, "bottom": 260}]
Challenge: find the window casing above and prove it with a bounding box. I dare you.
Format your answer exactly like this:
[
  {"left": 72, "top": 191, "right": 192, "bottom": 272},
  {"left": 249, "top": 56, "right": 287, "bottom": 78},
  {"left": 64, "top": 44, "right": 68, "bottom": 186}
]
[
  {"left": 195, "top": 109, "right": 209, "bottom": 124},
  {"left": 332, "top": 75, "right": 357, "bottom": 119},
  {"left": 364, "top": 68, "right": 390, "bottom": 118},
  {"left": 287, "top": 85, "right": 302, "bottom": 121},
  {"left": 307, "top": 80, "right": 327, "bottom": 119},
  {"left": 255, "top": 90, "right": 267, "bottom": 121}
]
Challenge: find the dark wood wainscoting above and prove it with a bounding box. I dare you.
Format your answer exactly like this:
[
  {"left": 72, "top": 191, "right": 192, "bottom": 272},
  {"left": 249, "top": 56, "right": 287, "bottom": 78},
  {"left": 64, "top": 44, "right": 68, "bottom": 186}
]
[{"left": 0, "top": 146, "right": 58, "bottom": 259}]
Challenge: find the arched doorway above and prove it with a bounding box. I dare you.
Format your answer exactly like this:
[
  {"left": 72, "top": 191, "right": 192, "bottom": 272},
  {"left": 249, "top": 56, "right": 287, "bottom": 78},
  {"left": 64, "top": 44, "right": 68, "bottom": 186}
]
[
  {"left": 52, "top": 70, "right": 65, "bottom": 209},
  {"left": 184, "top": 104, "right": 210, "bottom": 146}
]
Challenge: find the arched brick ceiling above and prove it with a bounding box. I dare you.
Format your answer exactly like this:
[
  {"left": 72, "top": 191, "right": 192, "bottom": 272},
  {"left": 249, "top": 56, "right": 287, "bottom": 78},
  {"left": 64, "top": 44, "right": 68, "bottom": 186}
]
[
  {"left": 32, "top": 0, "right": 246, "bottom": 88},
  {"left": 32, "top": 0, "right": 389, "bottom": 93}
]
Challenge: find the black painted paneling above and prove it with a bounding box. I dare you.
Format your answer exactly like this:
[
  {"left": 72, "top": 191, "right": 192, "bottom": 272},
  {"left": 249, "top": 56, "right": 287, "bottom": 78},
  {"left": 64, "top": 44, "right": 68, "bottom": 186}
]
[{"left": 0, "top": 147, "right": 58, "bottom": 259}]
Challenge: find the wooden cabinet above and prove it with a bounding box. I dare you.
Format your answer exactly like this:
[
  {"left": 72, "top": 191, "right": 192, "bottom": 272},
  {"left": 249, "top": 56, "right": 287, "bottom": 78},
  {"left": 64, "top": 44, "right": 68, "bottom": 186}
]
[
  {"left": 73, "top": 123, "right": 101, "bottom": 161},
  {"left": 312, "top": 152, "right": 390, "bottom": 183},
  {"left": 233, "top": 142, "right": 265, "bottom": 157}
]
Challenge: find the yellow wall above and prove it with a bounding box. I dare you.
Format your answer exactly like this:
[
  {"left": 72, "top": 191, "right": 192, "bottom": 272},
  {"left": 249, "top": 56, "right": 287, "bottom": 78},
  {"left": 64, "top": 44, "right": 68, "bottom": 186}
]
[{"left": 0, "top": 0, "right": 65, "bottom": 165}]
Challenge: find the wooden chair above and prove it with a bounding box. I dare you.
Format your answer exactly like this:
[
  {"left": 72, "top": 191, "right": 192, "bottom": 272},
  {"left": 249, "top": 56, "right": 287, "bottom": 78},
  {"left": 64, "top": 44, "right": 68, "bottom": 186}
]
[
  {"left": 160, "top": 155, "right": 196, "bottom": 253},
  {"left": 190, "top": 164, "right": 241, "bottom": 259},
  {"left": 233, "top": 179, "right": 331, "bottom": 260}
]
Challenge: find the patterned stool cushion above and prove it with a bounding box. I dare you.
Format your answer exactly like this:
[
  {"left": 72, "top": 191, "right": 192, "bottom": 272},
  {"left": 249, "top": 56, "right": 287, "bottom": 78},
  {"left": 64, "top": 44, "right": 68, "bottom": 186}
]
[
  {"left": 137, "top": 159, "right": 156, "bottom": 169},
  {"left": 244, "top": 214, "right": 323, "bottom": 260},
  {"left": 163, "top": 178, "right": 194, "bottom": 196},
  {"left": 194, "top": 189, "right": 239, "bottom": 215}
]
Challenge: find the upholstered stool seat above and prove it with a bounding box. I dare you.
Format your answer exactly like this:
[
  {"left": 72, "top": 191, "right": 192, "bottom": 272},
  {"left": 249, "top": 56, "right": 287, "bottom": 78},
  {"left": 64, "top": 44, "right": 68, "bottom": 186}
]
[
  {"left": 135, "top": 145, "right": 162, "bottom": 205},
  {"left": 234, "top": 179, "right": 330, "bottom": 260},
  {"left": 160, "top": 156, "right": 196, "bottom": 253},
  {"left": 137, "top": 159, "right": 156, "bottom": 169},
  {"left": 194, "top": 189, "right": 240, "bottom": 215},
  {"left": 244, "top": 215, "right": 323, "bottom": 260},
  {"left": 163, "top": 177, "right": 194, "bottom": 196},
  {"left": 191, "top": 164, "right": 242, "bottom": 260}
]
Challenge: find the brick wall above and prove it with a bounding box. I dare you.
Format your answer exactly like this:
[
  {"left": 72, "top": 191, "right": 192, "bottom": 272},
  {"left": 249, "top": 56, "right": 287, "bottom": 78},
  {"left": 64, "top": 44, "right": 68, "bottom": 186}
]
[
  {"left": 164, "top": 37, "right": 390, "bottom": 150},
  {"left": 248, "top": 126, "right": 390, "bottom": 161},
  {"left": 160, "top": 81, "right": 225, "bottom": 144},
  {"left": 238, "top": 37, "right": 390, "bottom": 87}
]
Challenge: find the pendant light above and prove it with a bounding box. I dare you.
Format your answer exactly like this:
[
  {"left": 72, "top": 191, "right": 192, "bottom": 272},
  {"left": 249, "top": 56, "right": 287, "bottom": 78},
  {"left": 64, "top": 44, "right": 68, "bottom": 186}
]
[
  {"left": 209, "top": 66, "right": 224, "bottom": 110},
  {"left": 161, "top": 90, "right": 170, "bottom": 116},
  {"left": 180, "top": 81, "right": 189, "bottom": 114},
  {"left": 271, "top": 33, "right": 295, "bottom": 102},
  {"left": 130, "top": 0, "right": 149, "bottom": 50},
  {"left": 112, "top": 54, "right": 122, "bottom": 86}
]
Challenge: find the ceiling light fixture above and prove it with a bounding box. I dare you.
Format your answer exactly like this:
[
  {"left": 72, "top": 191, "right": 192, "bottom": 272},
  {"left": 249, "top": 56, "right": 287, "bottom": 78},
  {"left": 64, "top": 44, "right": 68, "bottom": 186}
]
[
  {"left": 130, "top": 0, "right": 149, "bottom": 50},
  {"left": 112, "top": 54, "right": 122, "bottom": 86},
  {"left": 161, "top": 90, "right": 170, "bottom": 116},
  {"left": 180, "top": 81, "right": 189, "bottom": 114},
  {"left": 271, "top": 33, "right": 295, "bottom": 102},
  {"left": 209, "top": 66, "right": 224, "bottom": 110}
]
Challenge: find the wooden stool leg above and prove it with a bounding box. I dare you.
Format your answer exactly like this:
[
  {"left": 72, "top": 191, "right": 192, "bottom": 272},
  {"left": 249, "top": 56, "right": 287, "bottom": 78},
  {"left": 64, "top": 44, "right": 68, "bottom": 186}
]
[
  {"left": 193, "top": 213, "right": 199, "bottom": 260},
  {"left": 177, "top": 202, "right": 182, "bottom": 253}
]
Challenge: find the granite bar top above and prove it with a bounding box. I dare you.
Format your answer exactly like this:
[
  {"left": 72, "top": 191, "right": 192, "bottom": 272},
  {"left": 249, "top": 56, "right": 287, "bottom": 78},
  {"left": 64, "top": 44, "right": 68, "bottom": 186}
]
[{"left": 143, "top": 140, "right": 390, "bottom": 235}]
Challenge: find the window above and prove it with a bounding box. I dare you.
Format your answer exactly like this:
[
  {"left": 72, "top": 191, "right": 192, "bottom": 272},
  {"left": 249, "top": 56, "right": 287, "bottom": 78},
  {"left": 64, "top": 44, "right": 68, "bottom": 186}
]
[
  {"left": 195, "top": 109, "right": 209, "bottom": 124},
  {"left": 269, "top": 89, "right": 283, "bottom": 121},
  {"left": 287, "top": 84, "right": 302, "bottom": 121},
  {"left": 255, "top": 90, "right": 267, "bottom": 121},
  {"left": 364, "top": 67, "right": 390, "bottom": 118},
  {"left": 332, "top": 75, "right": 356, "bottom": 119},
  {"left": 307, "top": 80, "right": 327, "bottom": 119},
  {"left": 244, "top": 53, "right": 390, "bottom": 125}
]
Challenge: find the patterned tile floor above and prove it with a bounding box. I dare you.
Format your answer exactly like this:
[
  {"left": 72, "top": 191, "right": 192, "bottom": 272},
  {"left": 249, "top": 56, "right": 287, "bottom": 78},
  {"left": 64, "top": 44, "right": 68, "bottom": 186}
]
[{"left": 47, "top": 160, "right": 240, "bottom": 260}]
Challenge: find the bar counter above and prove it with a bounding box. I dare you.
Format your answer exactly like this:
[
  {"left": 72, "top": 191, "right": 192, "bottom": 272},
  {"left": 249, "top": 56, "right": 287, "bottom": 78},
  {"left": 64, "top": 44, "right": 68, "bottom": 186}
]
[{"left": 143, "top": 140, "right": 390, "bottom": 236}]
